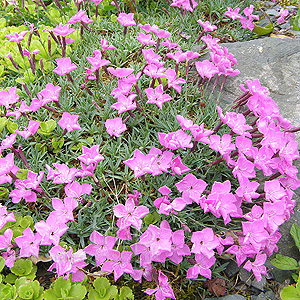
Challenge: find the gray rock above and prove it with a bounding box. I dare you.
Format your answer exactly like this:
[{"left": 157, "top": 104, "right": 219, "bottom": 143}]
[
  {"left": 251, "top": 276, "right": 267, "bottom": 291},
  {"left": 205, "top": 295, "right": 247, "bottom": 300},
  {"left": 224, "top": 260, "right": 240, "bottom": 278},
  {"left": 265, "top": 9, "right": 280, "bottom": 17},
  {"left": 254, "top": 292, "right": 267, "bottom": 300},
  {"left": 265, "top": 290, "right": 276, "bottom": 300},
  {"left": 239, "top": 268, "right": 252, "bottom": 286}
]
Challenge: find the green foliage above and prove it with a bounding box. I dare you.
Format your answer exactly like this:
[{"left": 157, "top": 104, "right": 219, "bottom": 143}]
[
  {"left": 38, "top": 120, "right": 57, "bottom": 136},
  {"left": 271, "top": 224, "right": 300, "bottom": 300},
  {"left": 15, "top": 277, "right": 44, "bottom": 300},
  {"left": 88, "top": 277, "right": 134, "bottom": 300},
  {"left": 43, "top": 276, "right": 87, "bottom": 300},
  {"left": 114, "top": 286, "right": 134, "bottom": 300},
  {"left": 0, "top": 282, "right": 17, "bottom": 300},
  {"left": 281, "top": 276, "right": 300, "bottom": 300},
  {"left": 9, "top": 259, "right": 37, "bottom": 282},
  {"left": 88, "top": 277, "right": 118, "bottom": 300},
  {"left": 291, "top": 9, "right": 300, "bottom": 31},
  {"left": 271, "top": 254, "right": 299, "bottom": 270},
  {"left": 253, "top": 24, "right": 274, "bottom": 36}
]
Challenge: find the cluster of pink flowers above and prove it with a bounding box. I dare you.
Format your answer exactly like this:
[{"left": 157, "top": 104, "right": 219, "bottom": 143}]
[{"left": 225, "top": 5, "right": 259, "bottom": 31}]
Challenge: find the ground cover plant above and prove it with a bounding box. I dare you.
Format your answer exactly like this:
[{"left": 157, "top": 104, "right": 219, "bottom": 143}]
[{"left": 0, "top": 0, "right": 300, "bottom": 299}]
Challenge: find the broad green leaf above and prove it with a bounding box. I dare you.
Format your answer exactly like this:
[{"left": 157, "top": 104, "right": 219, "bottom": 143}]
[
  {"left": 110, "top": 14, "right": 117, "bottom": 22},
  {"left": 6, "top": 120, "right": 18, "bottom": 133},
  {"left": 0, "top": 117, "right": 8, "bottom": 133},
  {"left": 53, "top": 277, "right": 71, "bottom": 297},
  {"left": 253, "top": 23, "right": 274, "bottom": 36},
  {"left": 11, "top": 259, "right": 33, "bottom": 277},
  {"left": 291, "top": 224, "right": 300, "bottom": 251},
  {"left": 0, "top": 18, "right": 6, "bottom": 29},
  {"left": 68, "top": 284, "right": 87, "bottom": 300},
  {"left": 270, "top": 254, "right": 299, "bottom": 270},
  {"left": 281, "top": 285, "right": 300, "bottom": 300},
  {"left": 117, "top": 286, "right": 134, "bottom": 300},
  {"left": 38, "top": 120, "right": 57, "bottom": 136},
  {"left": 0, "top": 257, "right": 5, "bottom": 272}
]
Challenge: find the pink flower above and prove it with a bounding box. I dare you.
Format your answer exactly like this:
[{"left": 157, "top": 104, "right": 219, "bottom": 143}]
[
  {"left": 150, "top": 25, "right": 171, "bottom": 39},
  {"left": 0, "top": 205, "right": 15, "bottom": 230},
  {"left": 138, "top": 223, "right": 172, "bottom": 258},
  {"left": 123, "top": 149, "right": 155, "bottom": 178},
  {"left": 161, "top": 39, "right": 179, "bottom": 50},
  {"left": 190, "top": 123, "right": 213, "bottom": 144},
  {"left": 5, "top": 31, "right": 27, "bottom": 43},
  {"left": 114, "top": 198, "right": 149, "bottom": 236},
  {"left": 187, "top": 253, "right": 216, "bottom": 279},
  {"left": 158, "top": 130, "right": 193, "bottom": 150},
  {"left": 78, "top": 145, "right": 104, "bottom": 165},
  {"left": 53, "top": 57, "right": 77, "bottom": 76},
  {"left": 101, "top": 250, "right": 134, "bottom": 281},
  {"left": 37, "top": 83, "right": 61, "bottom": 106},
  {"left": 58, "top": 112, "right": 81, "bottom": 132},
  {"left": 0, "top": 86, "right": 20, "bottom": 109},
  {"left": 46, "top": 163, "right": 80, "bottom": 184},
  {"left": 101, "top": 38, "right": 115, "bottom": 52},
  {"left": 49, "top": 245, "right": 87, "bottom": 282},
  {"left": 224, "top": 7, "right": 242, "bottom": 20},
  {"left": 15, "top": 228, "right": 41, "bottom": 258},
  {"left": 117, "top": 13, "right": 136, "bottom": 27},
  {"left": 171, "top": 155, "right": 190, "bottom": 175},
  {"left": 149, "top": 147, "right": 173, "bottom": 176},
  {"left": 145, "top": 64, "right": 167, "bottom": 79},
  {"left": 145, "top": 85, "right": 172, "bottom": 109},
  {"left": 86, "top": 50, "right": 111, "bottom": 71},
  {"left": 137, "top": 32, "right": 156, "bottom": 45},
  {"left": 201, "top": 34, "right": 220, "bottom": 51},
  {"left": 105, "top": 117, "right": 127, "bottom": 137},
  {"left": 197, "top": 19, "right": 217, "bottom": 32},
  {"left": 145, "top": 270, "right": 175, "bottom": 300},
  {"left": 35, "top": 215, "right": 68, "bottom": 246},
  {"left": 244, "top": 252, "right": 267, "bottom": 282},
  {"left": 85, "top": 231, "right": 117, "bottom": 266},
  {"left": 175, "top": 173, "right": 207, "bottom": 204},
  {"left": 154, "top": 186, "right": 186, "bottom": 215},
  {"left": 164, "top": 69, "right": 186, "bottom": 93},
  {"left": 209, "top": 134, "right": 236, "bottom": 156},
  {"left": 64, "top": 181, "right": 92, "bottom": 198},
  {"left": 15, "top": 120, "right": 40, "bottom": 139},
  {"left": 191, "top": 228, "right": 220, "bottom": 258},
  {"left": 0, "top": 228, "right": 13, "bottom": 250},
  {"left": 68, "top": 10, "right": 93, "bottom": 24},
  {"left": 49, "top": 197, "right": 78, "bottom": 223},
  {"left": 142, "top": 49, "right": 163, "bottom": 66},
  {"left": 195, "top": 60, "right": 218, "bottom": 79},
  {"left": 277, "top": 8, "right": 289, "bottom": 24},
  {"left": 111, "top": 94, "right": 137, "bottom": 114},
  {"left": 166, "top": 50, "right": 187, "bottom": 64},
  {"left": 170, "top": 0, "right": 198, "bottom": 12},
  {"left": 9, "top": 170, "right": 44, "bottom": 203},
  {"left": 53, "top": 24, "right": 75, "bottom": 37},
  {"left": 91, "top": 0, "right": 104, "bottom": 4},
  {"left": 108, "top": 67, "right": 134, "bottom": 78},
  {"left": 0, "top": 153, "right": 15, "bottom": 176}
]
